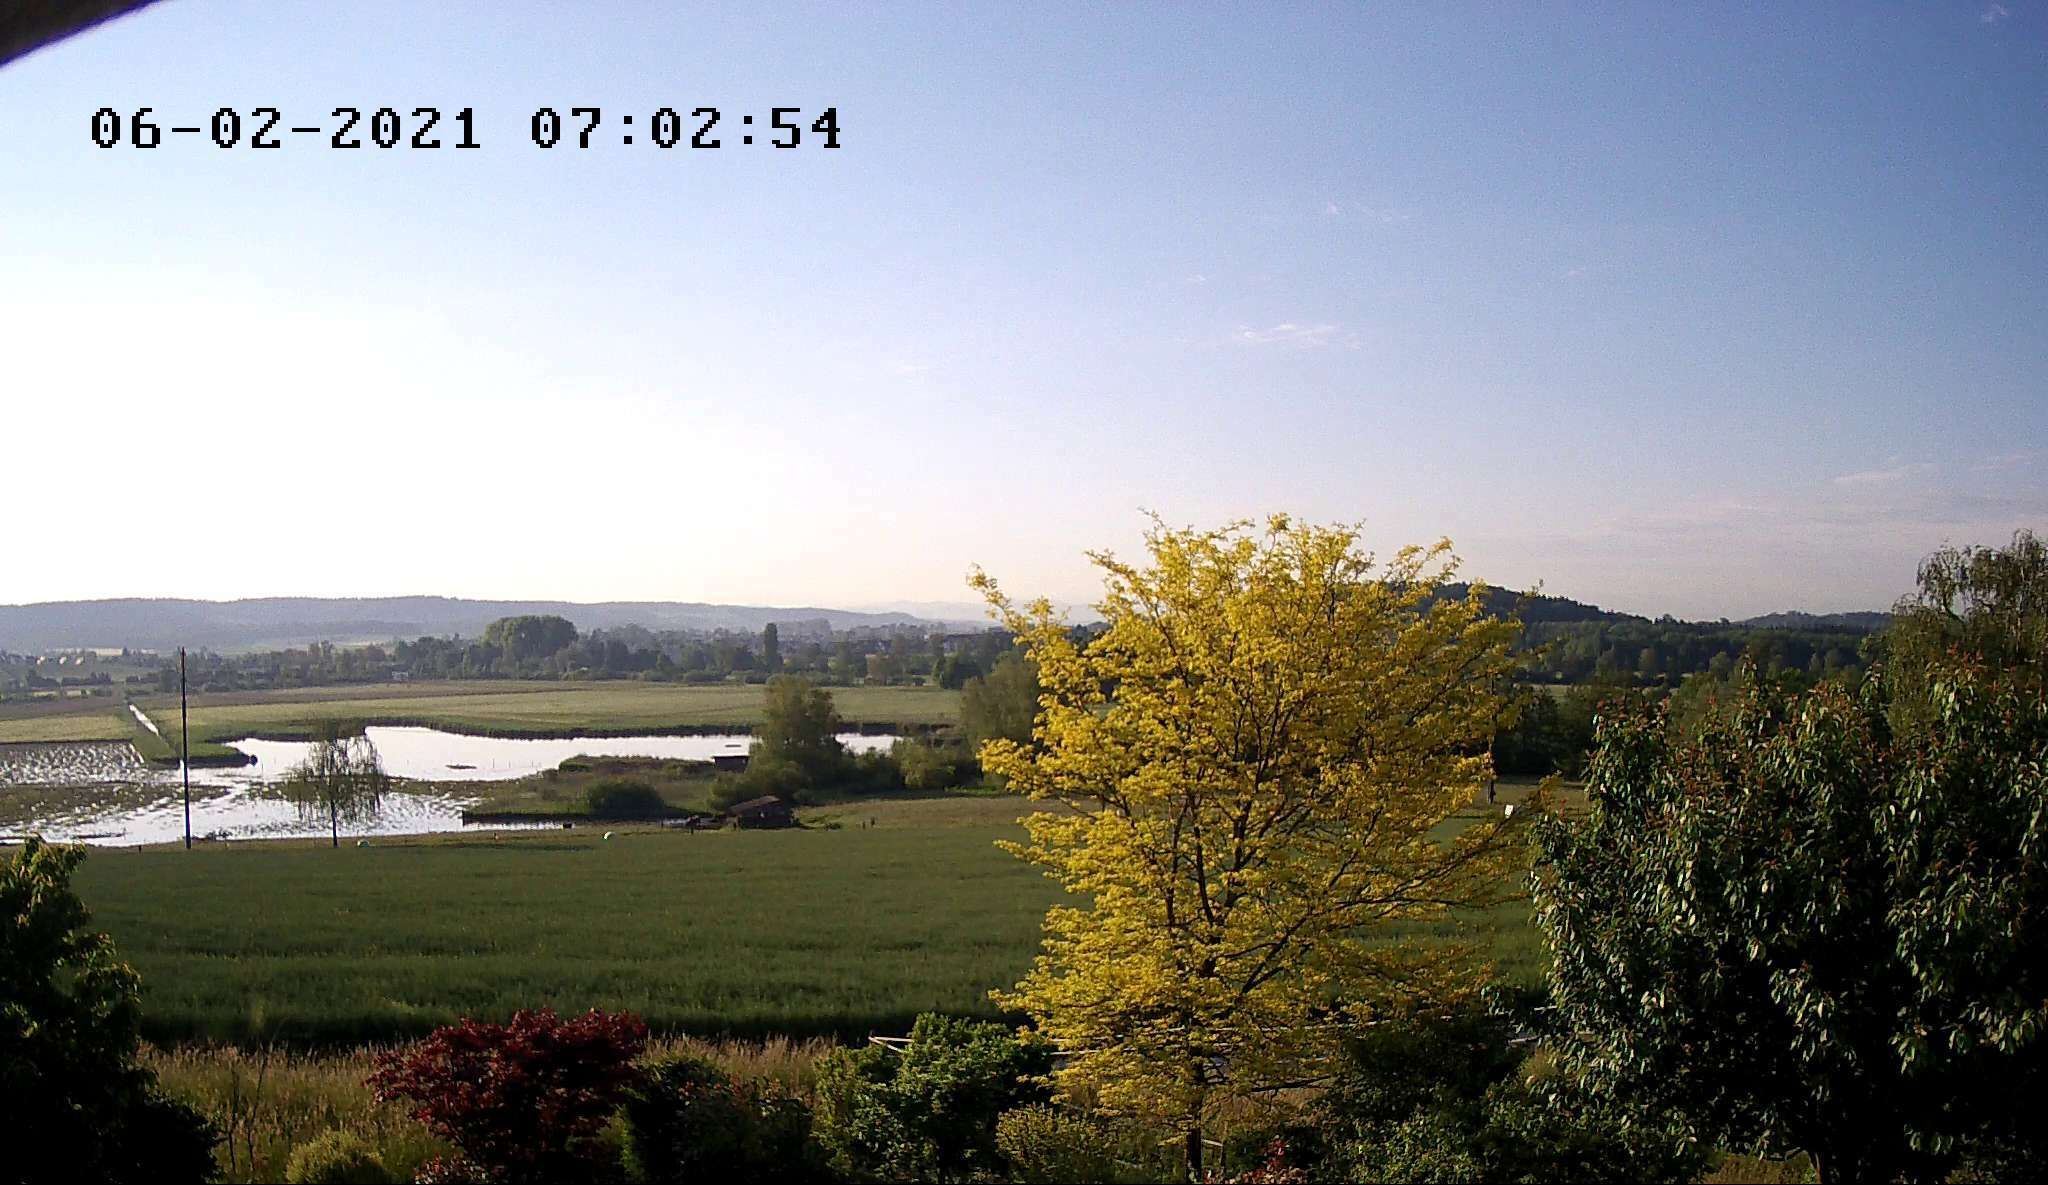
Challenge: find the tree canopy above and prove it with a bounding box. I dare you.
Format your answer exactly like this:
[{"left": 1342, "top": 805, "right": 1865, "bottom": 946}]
[
  {"left": 1877, "top": 527, "right": 2046, "bottom": 726},
  {"left": 1, "top": 839, "right": 217, "bottom": 1183},
  {"left": 752, "top": 675, "right": 847, "bottom": 786},
  {"left": 958, "top": 652, "right": 1038, "bottom": 749},
  {"left": 277, "top": 721, "right": 392, "bottom": 847},
  {"left": 1533, "top": 651, "right": 2048, "bottom": 1184},
  {"left": 480, "top": 614, "right": 580, "bottom": 664},
  {"left": 973, "top": 515, "right": 1526, "bottom": 1180}
]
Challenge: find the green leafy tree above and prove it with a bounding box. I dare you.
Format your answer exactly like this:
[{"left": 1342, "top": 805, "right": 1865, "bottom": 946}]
[
  {"left": 931, "top": 653, "right": 985, "bottom": 690},
  {"left": 1877, "top": 526, "right": 2046, "bottom": 726},
  {"left": 890, "top": 738, "right": 965, "bottom": 792},
  {"left": 957, "top": 652, "right": 1038, "bottom": 750},
  {"left": 480, "top": 614, "right": 580, "bottom": 665},
  {"left": 1532, "top": 662, "right": 2048, "bottom": 1184},
  {"left": 761, "top": 622, "right": 782, "bottom": 672},
  {"left": 1879, "top": 667, "right": 2048, "bottom": 1180},
  {"left": 753, "top": 675, "right": 847, "bottom": 786},
  {"left": 278, "top": 722, "right": 392, "bottom": 847},
  {"left": 1, "top": 839, "right": 218, "bottom": 1184}
]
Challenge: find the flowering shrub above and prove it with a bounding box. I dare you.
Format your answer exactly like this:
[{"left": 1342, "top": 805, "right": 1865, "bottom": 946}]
[{"left": 367, "top": 1008, "right": 648, "bottom": 1183}]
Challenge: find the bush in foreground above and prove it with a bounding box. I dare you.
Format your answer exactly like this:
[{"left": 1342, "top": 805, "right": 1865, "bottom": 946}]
[
  {"left": 1, "top": 837, "right": 218, "bottom": 1185},
  {"left": 367, "top": 1008, "right": 647, "bottom": 1184},
  {"left": 814, "top": 1013, "right": 1052, "bottom": 1181},
  {"left": 623, "top": 1051, "right": 830, "bottom": 1183},
  {"left": 995, "top": 1104, "right": 1174, "bottom": 1184},
  {"left": 1222, "top": 998, "right": 1703, "bottom": 1184},
  {"left": 283, "top": 1130, "right": 390, "bottom": 1184}
]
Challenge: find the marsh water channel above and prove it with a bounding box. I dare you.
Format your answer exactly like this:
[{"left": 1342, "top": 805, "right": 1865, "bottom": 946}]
[{"left": 0, "top": 726, "right": 897, "bottom": 846}]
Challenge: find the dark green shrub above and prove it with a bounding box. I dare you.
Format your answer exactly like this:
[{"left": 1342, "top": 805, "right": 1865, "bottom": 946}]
[
  {"left": 1, "top": 838, "right": 219, "bottom": 1185},
  {"left": 284, "top": 1130, "right": 390, "bottom": 1184},
  {"left": 1295, "top": 997, "right": 1705, "bottom": 1184},
  {"left": 890, "top": 739, "right": 966, "bottom": 792},
  {"left": 585, "top": 778, "right": 667, "bottom": 819},
  {"left": 846, "top": 748, "right": 906, "bottom": 795},
  {"left": 622, "top": 1052, "right": 829, "bottom": 1183},
  {"left": 814, "top": 1013, "right": 1053, "bottom": 1182}
]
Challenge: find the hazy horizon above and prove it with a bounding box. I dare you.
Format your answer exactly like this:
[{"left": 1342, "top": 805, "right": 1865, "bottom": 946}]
[
  {"left": 4, "top": 3, "right": 2042, "bottom": 620},
  {"left": 0, "top": 584, "right": 1887, "bottom": 626}
]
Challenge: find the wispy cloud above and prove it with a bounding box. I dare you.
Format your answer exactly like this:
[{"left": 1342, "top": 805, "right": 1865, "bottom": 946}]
[
  {"left": 1497, "top": 459, "right": 2048, "bottom": 616},
  {"left": 1323, "top": 201, "right": 1413, "bottom": 224},
  {"left": 1831, "top": 461, "right": 1937, "bottom": 487},
  {"left": 1982, "top": 3, "right": 2010, "bottom": 24},
  {"left": 1974, "top": 448, "right": 2045, "bottom": 473},
  {"left": 1232, "top": 322, "right": 1352, "bottom": 348}
]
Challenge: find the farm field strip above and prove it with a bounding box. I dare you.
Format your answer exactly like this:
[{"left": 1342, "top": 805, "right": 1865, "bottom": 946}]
[
  {"left": 0, "top": 712, "right": 136, "bottom": 743},
  {"left": 0, "top": 681, "right": 962, "bottom": 747}
]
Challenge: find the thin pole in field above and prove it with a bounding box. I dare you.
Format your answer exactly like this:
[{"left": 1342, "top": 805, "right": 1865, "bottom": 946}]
[{"left": 181, "top": 647, "right": 191, "bottom": 850}]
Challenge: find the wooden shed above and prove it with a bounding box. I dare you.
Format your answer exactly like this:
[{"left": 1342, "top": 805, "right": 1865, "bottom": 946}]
[{"left": 726, "top": 795, "right": 795, "bottom": 829}]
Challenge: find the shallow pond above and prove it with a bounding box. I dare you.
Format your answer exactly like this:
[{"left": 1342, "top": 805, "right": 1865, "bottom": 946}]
[{"left": 0, "top": 727, "right": 897, "bottom": 847}]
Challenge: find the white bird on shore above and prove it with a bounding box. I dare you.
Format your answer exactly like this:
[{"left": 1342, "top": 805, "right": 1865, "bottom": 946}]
[{"left": 603, "top": 832, "right": 615, "bottom": 841}]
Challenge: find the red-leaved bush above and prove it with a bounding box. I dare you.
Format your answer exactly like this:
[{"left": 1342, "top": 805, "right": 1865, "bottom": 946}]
[{"left": 368, "top": 1008, "right": 649, "bottom": 1183}]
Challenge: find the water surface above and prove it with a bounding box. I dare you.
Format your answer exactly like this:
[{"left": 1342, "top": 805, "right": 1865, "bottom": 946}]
[{"left": 0, "top": 726, "right": 896, "bottom": 846}]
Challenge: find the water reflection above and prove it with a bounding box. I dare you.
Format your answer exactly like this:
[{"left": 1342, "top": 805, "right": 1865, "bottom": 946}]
[{"left": 0, "top": 727, "right": 896, "bottom": 847}]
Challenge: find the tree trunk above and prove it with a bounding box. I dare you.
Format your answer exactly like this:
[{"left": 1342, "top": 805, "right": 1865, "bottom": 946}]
[
  {"left": 1183, "top": 1123, "right": 1202, "bottom": 1184},
  {"left": 330, "top": 803, "right": 339, "bottom": 848}
]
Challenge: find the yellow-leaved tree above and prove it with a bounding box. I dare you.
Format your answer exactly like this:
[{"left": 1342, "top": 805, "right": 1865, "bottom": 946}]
[{"left": 971, "top": 515, "right": 1528, "bottom": 1180}]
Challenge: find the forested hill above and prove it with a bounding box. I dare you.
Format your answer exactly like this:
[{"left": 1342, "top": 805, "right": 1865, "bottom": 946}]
[
  {"left": 1733, "top": 610, "right": 1893, "bottom": 631},
  {"left": 1437, "top": 584, "right": 1637, "bottom": 625},
  {"left": 0, "top": 597, "right": 930, "bottom": 653}
]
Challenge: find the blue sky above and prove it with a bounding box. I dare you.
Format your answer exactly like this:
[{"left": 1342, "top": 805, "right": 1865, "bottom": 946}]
[{"left": 2, "top": 1, "right": 2042, "bottom": 619}]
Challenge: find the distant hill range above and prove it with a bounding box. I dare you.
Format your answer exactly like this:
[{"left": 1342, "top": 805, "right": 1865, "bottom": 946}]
[
  {"left": 0, "top": 596, "right": 941, "bottom": 653},
  {"left": 0, "top": 590, "right": 1892, "bottom": 654}
]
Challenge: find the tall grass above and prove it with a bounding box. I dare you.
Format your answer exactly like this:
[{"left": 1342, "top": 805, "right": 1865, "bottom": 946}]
[{"left": 145, "top": 1036, "right": 839, "bottom": 1184}]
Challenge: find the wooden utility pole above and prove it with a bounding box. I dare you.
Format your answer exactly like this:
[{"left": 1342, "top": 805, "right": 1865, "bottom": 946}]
[{"left": 180, "top": 646, "right": 191, "bottom": 849}]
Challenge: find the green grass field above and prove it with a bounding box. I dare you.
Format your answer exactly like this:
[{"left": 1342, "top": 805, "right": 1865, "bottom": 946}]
[
  {"left": 0, "top": 680, "right": 963, "bottom": 749},
  {"left": 62, "top": 789, "right": 1552, "bottom": 1047},
  {"left": 0, "top": 712, "right": 136, "bottom": 742},
  {"left": 74, "top": 796, "right": 1052, "bottom": 1045}
]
